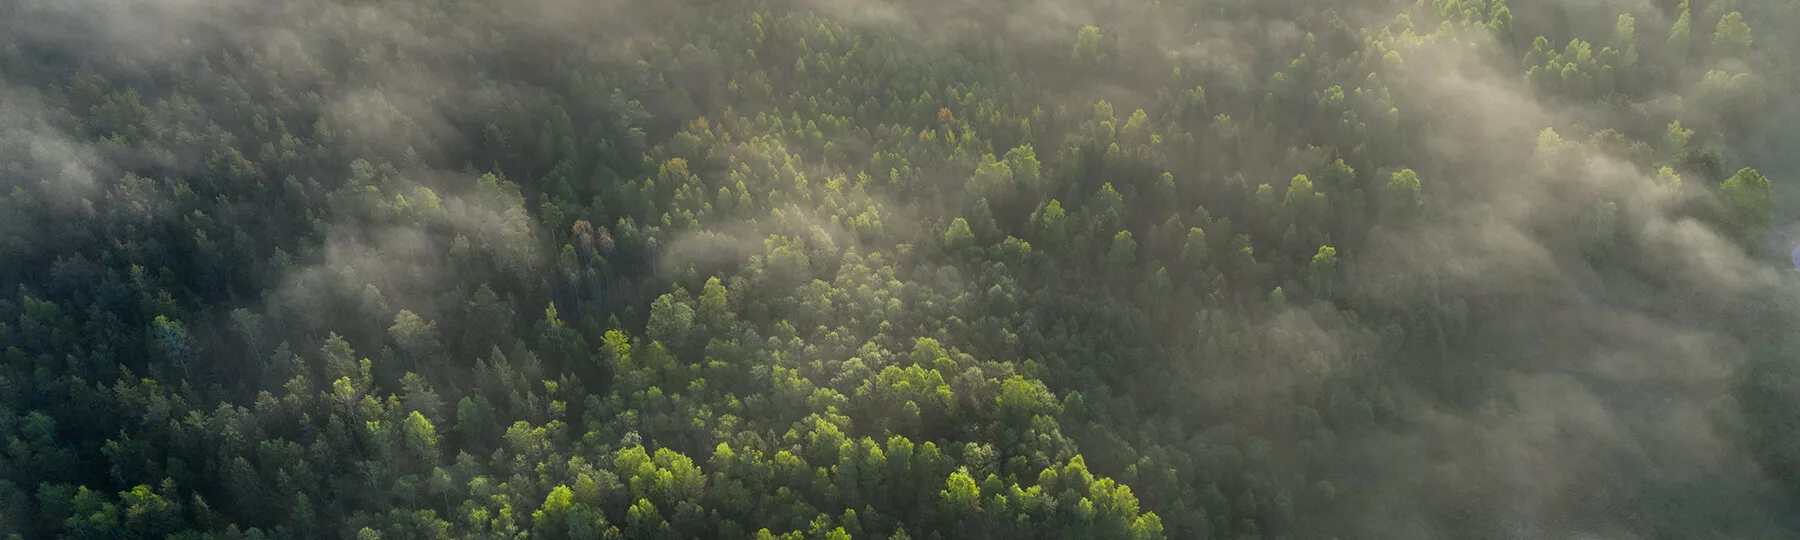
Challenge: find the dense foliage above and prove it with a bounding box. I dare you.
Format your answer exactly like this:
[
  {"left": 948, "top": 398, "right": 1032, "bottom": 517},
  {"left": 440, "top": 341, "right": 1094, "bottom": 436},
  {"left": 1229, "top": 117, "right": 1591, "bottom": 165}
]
[{"left": 2, "top": 0, "right": 1799, "bottom": 538}]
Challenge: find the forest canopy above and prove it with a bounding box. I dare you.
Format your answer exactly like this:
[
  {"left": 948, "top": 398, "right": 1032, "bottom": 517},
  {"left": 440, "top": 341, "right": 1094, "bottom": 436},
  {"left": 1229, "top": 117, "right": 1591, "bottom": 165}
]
[{"left": 2, "top": 0, "right": 1800, "bottom": 538}]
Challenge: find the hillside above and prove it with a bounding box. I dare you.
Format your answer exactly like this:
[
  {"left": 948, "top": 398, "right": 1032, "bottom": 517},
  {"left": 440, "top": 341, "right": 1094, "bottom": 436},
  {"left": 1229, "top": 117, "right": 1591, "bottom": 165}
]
[{"left": 2, "top": 0, "right": 1799, "bottom": 538}]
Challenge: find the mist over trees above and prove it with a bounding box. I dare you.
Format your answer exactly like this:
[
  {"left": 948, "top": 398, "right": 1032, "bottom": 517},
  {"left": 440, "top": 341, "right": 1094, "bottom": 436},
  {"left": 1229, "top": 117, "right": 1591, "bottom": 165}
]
[{"left": 1, "top": 0, "right": 1798, "bottom": 538}]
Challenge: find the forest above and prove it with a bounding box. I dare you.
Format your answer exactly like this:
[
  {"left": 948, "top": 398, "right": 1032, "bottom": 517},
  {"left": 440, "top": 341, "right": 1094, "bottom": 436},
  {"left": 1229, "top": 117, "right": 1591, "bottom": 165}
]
[{"left": 1, "top": 0, "right": 1799, "bottom": 537}]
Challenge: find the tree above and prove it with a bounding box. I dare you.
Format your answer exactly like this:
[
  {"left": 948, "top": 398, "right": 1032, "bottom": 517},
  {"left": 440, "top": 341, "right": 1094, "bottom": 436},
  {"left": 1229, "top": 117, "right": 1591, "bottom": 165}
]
[
  {"left": 970, "top": 153, "right": 1015, "bottom": 203},
  {"left": 533, "top": 485, "right": 576, "bottom": 538},
  {"left": 120, "top": 483, "right": 183, "bottom": 536},
  {"left": 401, "top": 372, "right": 446, "bottom": 424},
  {"left": 1668, "top": 1, "right": 1692, "bottom": 66},
  {"left": 1109, "top": 230, "right": 1137, "bottom": 273},
  {"left": 647, "top": 294, "right": 696, "bottom": 350},
  {"left": 1306, "top": 246, "right": 1338, "bottom": 299},
  {"left": 1664, "top": 121, "right": 1693, "bottom": 160},
  {"left": 1720, "top": 167, "right": 1771, "bottom": 248},
  {"left": 698, "top": 277, "right": 733, "bottom": 331},
  {"left": 1182, "top": 227, "right": 1209, "bottom": 264},
  {"left": 389, "top": 310, "right": 442, "bottom": 371},
  {"left": 1073, "top": 26, "right": 1106, "bottom": 69},
  {"left": 538, "top": 301, "right": 590, "bottom": 369},
  {"left": 997, "top": 376, "right": 1057, "bottom": 424},
  {"left": 402, "top": 411, "right": 440, "bottom": 465},
  {"left": 1004, "top": 145, "right": 1044, "bottom": 199},
  {"left": 945, "top": 218, "right": 976, "bottom": 251},
  {"left": 1382, "top": 169, "right": 1423, "bottom": 221},
  {"left": 1037, "top": 200, "right": 1070, "bottom": 249},
  {"left": 941, "top": 471, "right": 982, "bottom": 516},
  {"left": 229, "top": 308, "right": 266, "bottom": 371},
  {"left": 152, "top": 315, "right": 195, "bottom": 380},
  {"left": 1712, "top": 11, "right": 1752, "bottom": 59},
  {"left": 1090, "top": 183, "right": 1125, "bottom": 236},
  {"left": 1612, "top": 14, "right": 1638, "bottom": 70},
  {"left": 1130, "top": 513, "right": 1165, "bottom": 540},
  {"left": 0, "top": 1, "right": 1794, "bottom": 538},
  {"left": 321, "top": 332, "right": 366, "bottom": 388}
]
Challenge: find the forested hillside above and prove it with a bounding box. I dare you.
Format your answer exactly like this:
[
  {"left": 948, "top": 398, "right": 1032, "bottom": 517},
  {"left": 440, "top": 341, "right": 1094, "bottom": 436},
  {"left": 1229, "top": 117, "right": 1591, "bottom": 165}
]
[{"left": 2, "top": 0, "right": 1799, "bottom": 537}]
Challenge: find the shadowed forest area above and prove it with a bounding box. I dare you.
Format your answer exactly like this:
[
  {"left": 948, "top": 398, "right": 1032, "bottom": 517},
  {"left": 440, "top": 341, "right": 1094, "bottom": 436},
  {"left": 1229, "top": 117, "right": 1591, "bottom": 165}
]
[{"left": 2, "top": 0, "right": 1800, "bottom": 538}]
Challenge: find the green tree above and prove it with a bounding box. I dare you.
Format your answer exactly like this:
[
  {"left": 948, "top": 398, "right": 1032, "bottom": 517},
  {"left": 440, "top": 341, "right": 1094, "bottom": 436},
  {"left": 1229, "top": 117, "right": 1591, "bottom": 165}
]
[
  {"left": 1383, "top": 169, "right": 1423, "bottom": 221},
  {"left": 1004, "top": 145, "right": 1044, "bottom": 198},
  {"left": 1090, "top": 183, "right": 1125, "bottom": 235},
  {"left": 1037, "top": 200, "right": 1070, "bottom": 249},
  {"left": 1664, "top": 120, "right": 1693, "bottom": 159},
  {"left": 1669, "top": 1, "right": 1692, "bottom": 65},
  {"left": 1720, "top": 167, "right": 1772, "bottom": 248},
  {"left": 1181, "top": 226, "right": 1210, "bottom": 273},
  {"left": 647, "top": 293, "right": 696, "bottom": 350},
  {"left": 1713, "top": 11, "right": 1753, "bottom": 59},
  {"left": 389, "top": 310, "right": 442, "bottom": 371},
  {"left": 1109, "top": 230, "right": 1138, "bottom": 272},
  {"left": 1073, "top": 26, "right": 1106, "bottom": 68},
  {"left": 945, "top": 217, "right": 976, "bottom": 251},
  {"left": 402, "top": 410, "right": 440, "bottom": 465},
  {"left": 1306, "top": 245, "right": 1338, "bottom": 299},
  {"left": 698, "top": 277, "right": 733, "bottom": 331},
  {"left": 151, "top": 315, "right": 195, "bottom": 380},
  {"left": 941, "top": 471, "right": 982, "bottom": 516}
]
